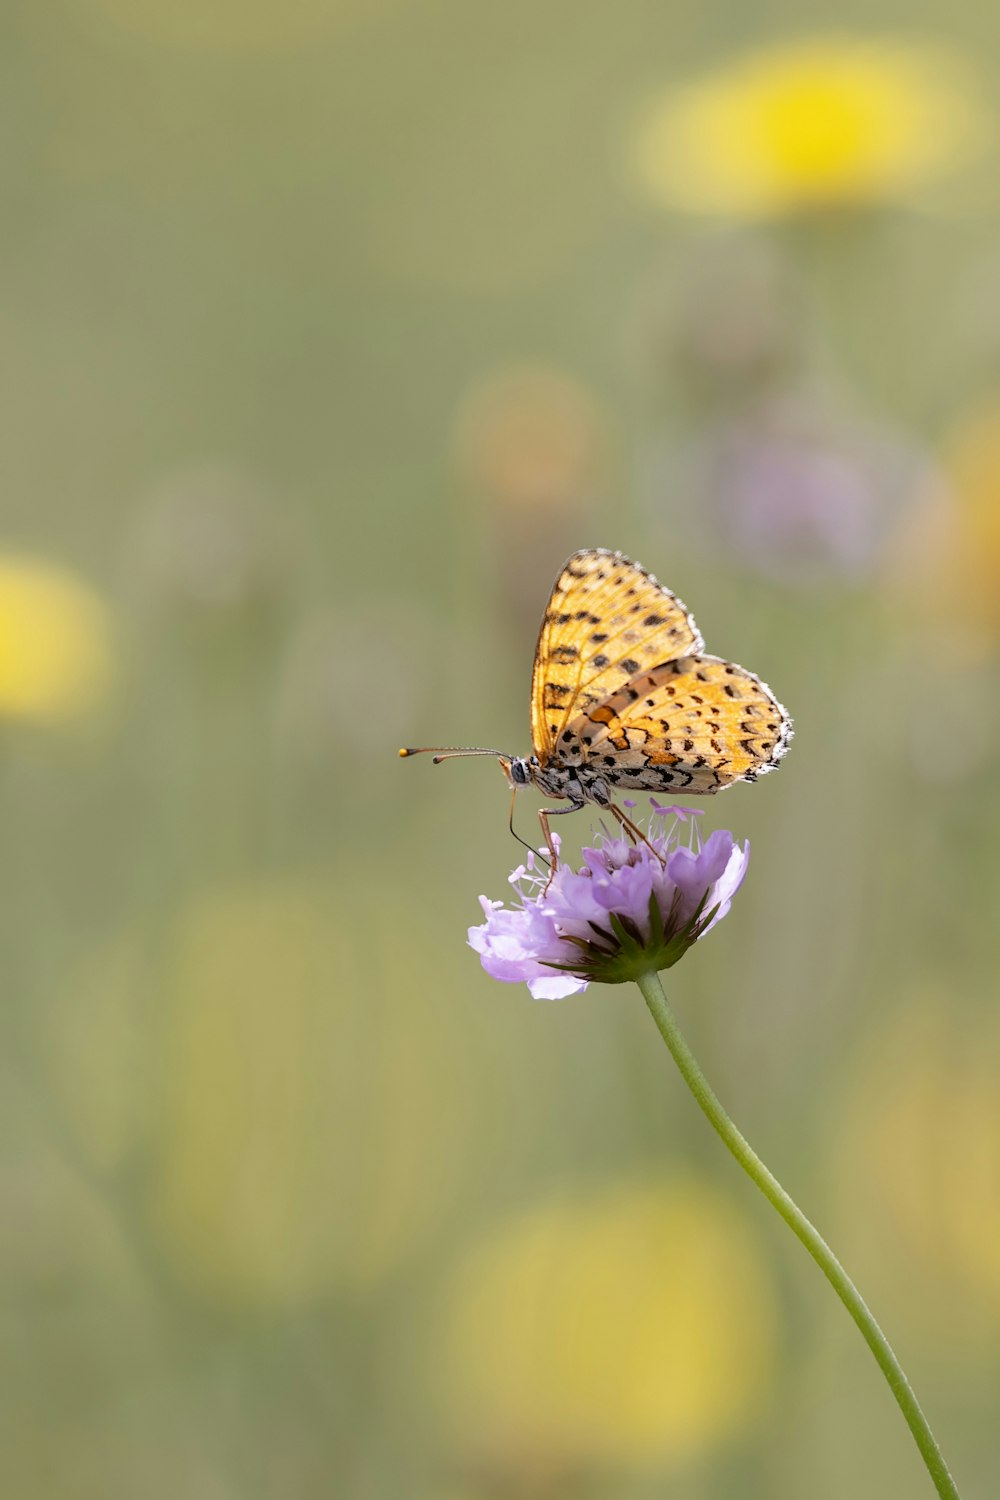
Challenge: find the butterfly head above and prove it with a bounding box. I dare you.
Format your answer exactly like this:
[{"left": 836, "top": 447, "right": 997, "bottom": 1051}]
[{"left": 499, "top": 755, "right": 534, "bottom": 789}]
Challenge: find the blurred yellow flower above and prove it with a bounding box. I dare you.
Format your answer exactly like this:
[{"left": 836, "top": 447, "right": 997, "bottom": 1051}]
[
  {"left": 839, "top": 996, "right": 1000, "bottom": 1341},
  {"left": 634, "top": 38, "right": 988, "bottom": 217},
  {"left": 437, "top": 1178, "right": 774, "bottom": 1470},
  {"left": 0, "top": 555, "right": 113, "bottom": 723},
  {"left": 941, "top": 393, "right": 1000, "bottom": 641},
  {"left": 451, "top": 364, "right": 605, "bottom": 637},
  {"left": 452, "top": 366, "right": 605, "bottom": 516},
  {"left": 128, "top": 876, "right": 479, "bottom": 1308}
]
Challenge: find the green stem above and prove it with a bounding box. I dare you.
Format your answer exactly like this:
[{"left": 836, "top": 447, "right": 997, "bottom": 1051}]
[{"left": 635, "top": 968, "right": 961, "bottom": 1500}]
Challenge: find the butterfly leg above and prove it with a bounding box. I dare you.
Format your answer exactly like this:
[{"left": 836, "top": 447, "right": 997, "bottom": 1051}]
[
  {"left": 538, "top": 802, "right": 584, "bottom": 892},
  {"left": 609, "top": 803, "right": 667, "bottom": 866}
]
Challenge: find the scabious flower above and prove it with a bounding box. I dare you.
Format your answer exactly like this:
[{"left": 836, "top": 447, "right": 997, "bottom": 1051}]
[
  {"left": 633, "top": 37, "right": 988, "bottom": 218},
  {"left": 469, "top": 803, "right": 749, "bottom": 998},
  {"left": 655, "top": 393, "right": 941, "bottom": 588},
  {"left": 460, "top": 766, "right": 959, "bottom": 1498}
]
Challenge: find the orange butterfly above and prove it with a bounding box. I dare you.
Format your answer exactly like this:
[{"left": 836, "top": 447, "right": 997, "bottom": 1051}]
[{"left": 401, "top": 548, "right": 791, "bottom": 866}]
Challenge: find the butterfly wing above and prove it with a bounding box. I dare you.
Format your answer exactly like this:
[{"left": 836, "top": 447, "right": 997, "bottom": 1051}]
[
  {"left": 565, "top": 653, "right": 792, "bottom": 793},
  {"left": 530, "top": 549, "right": 703, "bottom": 766}
]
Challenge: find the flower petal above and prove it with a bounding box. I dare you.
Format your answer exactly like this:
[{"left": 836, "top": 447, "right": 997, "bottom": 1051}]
[
  {"left": 700, "top": 840, "right": 751, "bottom": 933},
  {"left": 668, "top": 829, "right": 739, "bottom": 923},
  {"left": 528, "top": 973, "right": 590, "bottom": 1000}
]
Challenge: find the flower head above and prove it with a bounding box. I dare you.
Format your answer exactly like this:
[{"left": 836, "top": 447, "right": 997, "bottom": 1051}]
[
  {"left": 633, "top": 37, "right": 988, "bottom": 218},
  {"left": 469, "top": 804, "right": 749, "bottom": 998}
]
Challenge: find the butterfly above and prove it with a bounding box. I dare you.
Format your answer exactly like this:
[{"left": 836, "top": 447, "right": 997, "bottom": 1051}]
[{"left": 400, "top": 547, "right": 791, "bottom": 868}]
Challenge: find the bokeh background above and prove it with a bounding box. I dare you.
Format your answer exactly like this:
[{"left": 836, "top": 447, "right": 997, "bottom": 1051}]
[{"left": 3, "top": 4, "right": 1000, "bottom": 1498}]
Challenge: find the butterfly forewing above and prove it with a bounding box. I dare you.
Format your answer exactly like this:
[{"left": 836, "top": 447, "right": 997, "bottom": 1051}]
[
  {"left": 530, "top": 549, "right": 703, "bottom": 765},
  {"left": 562, "top": 653, "right": 791, "bottom": 793}
]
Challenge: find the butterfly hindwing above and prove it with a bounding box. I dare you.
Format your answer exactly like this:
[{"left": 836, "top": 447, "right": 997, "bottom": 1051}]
[
  {"left": 560, "top": 653, "right": 791, "bottom": 793},
  {"left": 530, "top": 549, "right": 703, "bottom": 766}
]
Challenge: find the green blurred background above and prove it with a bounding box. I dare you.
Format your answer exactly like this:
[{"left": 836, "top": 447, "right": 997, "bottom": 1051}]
[{"left": 3, "top": 3, "right": 1000, "bottom": 1497}]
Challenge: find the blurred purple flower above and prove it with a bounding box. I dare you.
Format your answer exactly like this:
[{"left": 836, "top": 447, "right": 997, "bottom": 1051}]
[
  {"left": 649, "top": 394, "right": 941, "bottom": 587},
  {"left": 469, "top": 804, "right": 749, "bottom": 999}
]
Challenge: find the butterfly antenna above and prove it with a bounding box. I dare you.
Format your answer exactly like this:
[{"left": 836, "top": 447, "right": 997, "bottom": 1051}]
[{"left": 398, "top": 746, "right": 510, "bottom": 765}]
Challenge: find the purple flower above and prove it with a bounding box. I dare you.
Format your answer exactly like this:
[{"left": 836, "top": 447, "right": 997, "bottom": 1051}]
[
  {"left": 468, "top": 804, "right": 749, "bottom": 999},
  {"left": 646, "top": 393, "right": 940, "bottom": 588}
]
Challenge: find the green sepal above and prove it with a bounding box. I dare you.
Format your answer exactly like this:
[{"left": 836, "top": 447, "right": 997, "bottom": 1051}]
[{"left": 541, "top": 891, "right": 723, "bottom": 986}]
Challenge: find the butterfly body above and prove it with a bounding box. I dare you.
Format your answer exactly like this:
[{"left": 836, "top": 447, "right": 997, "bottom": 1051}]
[
  {"left": 401, "top": 547, "right": 791, "bottom": 864},
  {"left": 503, "top": 753, "right": 609, "bottom": 806}
]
